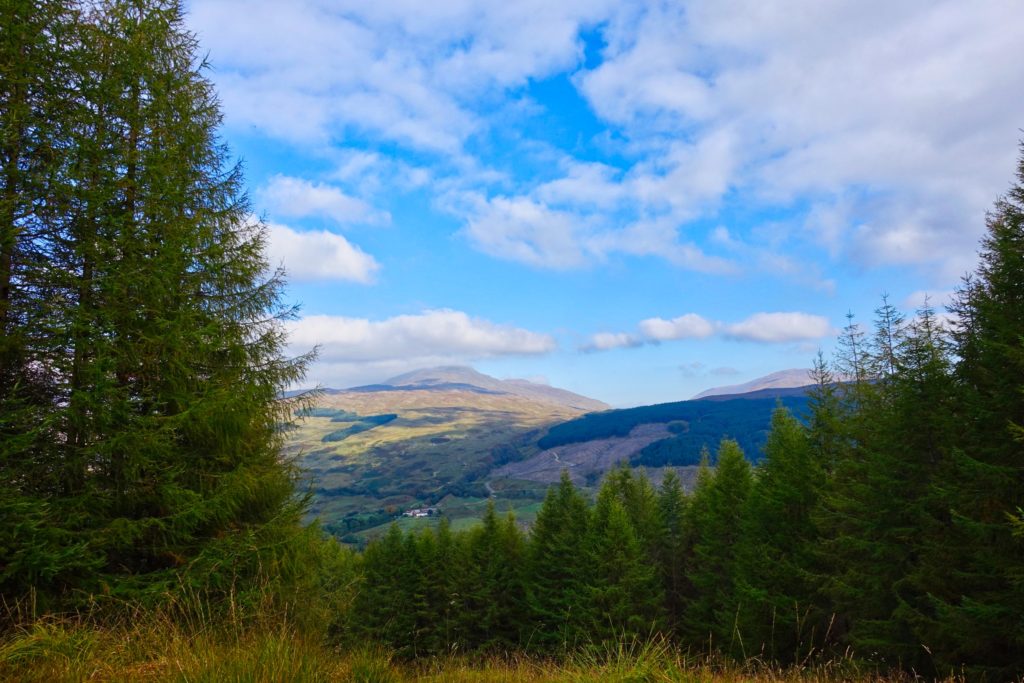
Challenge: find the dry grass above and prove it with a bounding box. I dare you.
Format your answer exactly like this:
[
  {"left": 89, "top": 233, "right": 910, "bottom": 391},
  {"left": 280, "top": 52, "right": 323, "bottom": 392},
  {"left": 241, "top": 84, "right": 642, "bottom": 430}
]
[{"left": 0, "top": 615, "right": 960, "bottom": 683}]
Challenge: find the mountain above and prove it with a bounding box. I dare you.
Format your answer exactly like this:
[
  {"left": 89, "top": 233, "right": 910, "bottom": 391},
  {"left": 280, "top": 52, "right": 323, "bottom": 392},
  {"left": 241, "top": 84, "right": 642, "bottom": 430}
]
[
  {"left": 284, "top": 367, "right": 607, "bottom": 544},
  {"left": 352, "top": 366, "right": 610, "bottom": 412},
  {"left": 292, "top": 367, "right": 817, "bottom": 545},
  {"left": 490, "top": 378, "right": 814, "bottom": 490},
  {"left": 692, "top": 368, "right": 814, "bottom": 399}
]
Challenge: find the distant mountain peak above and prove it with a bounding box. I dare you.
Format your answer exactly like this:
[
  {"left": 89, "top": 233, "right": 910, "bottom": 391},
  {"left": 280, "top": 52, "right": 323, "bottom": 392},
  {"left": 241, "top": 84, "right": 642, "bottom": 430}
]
[
  {"left": 384, "top": 366, "right": 495, "bottom": 387},
  {"left": 347, "top": 366, "right": 610, "bottom": 412},
  {"left": 693, "top": 368, "right": 814, "bottom": 399}
]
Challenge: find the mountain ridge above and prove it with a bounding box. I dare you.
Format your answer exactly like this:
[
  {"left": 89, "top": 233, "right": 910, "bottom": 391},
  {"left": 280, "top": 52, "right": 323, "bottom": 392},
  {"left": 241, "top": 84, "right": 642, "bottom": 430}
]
[
  {"left": 347, "top": 365, "right": 610, "bottom": 412},
  {"left": 693, "top": 368, "right": 814, "bottom": 399}
]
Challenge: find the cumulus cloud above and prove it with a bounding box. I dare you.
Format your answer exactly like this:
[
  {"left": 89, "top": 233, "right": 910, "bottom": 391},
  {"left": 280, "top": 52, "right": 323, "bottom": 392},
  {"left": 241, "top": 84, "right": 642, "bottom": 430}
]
[
  {"left": 287, "top": 309, "right": 557, "bottom": 388},
  {"left": 463, "top": 196, "right": 594, "bottom": 269},
  {"left": 266, "top": 223, "right": 379, "bottom": 284},
  {"left": 260, "top": 175, "right": 387, "bottom": 225},
  {"left": 639, "top": 314, "right": 716, "bottom": 341},
  {"left": 581, "top": 332, "right": 642, "bottom": 352},
  {"left": 288, "top": 309, "right": 555, "bottom": 365},
  {"left": 584, "top": 311, "right": 834, "bottom": 351},
  {"left": 188, "top": 0, "right": 617, "bottom": 152},
  {"left": 574, "top": 0, "right": 1024, "bottom": 278},
  {"left": 723, "top": 312, "right": 834, "bottom": 343},
  {"left": 188, "top": 0, "right": 1024, "bottom": 283},
  {"left": 459, "top": 194, "right": 734, "bottom": 273}
]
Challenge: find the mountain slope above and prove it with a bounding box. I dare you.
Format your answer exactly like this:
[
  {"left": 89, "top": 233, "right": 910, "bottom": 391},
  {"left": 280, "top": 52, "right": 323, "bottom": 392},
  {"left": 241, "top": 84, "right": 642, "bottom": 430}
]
[
  {"left": 489, "top": 378, "right": 815, "bottom": 489},
  {"left": 692, "top": 369, "right": 814, "bottom": 399},
  {"left": 285, "top": 367, "right": 606, "bottom": 542},
  {"left": 371, "top": 366, "right": 610, "bottom": 411}
]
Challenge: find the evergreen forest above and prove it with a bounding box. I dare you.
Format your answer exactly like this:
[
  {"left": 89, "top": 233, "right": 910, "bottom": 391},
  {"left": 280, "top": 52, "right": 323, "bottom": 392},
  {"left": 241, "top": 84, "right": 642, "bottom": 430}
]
[{"left": 2, "top": 1, "right": 1023, "bottom": 680}]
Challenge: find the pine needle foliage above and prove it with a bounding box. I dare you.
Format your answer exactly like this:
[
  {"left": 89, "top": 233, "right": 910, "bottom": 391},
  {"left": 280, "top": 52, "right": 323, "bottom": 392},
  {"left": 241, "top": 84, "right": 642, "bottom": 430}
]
[{"left": 0, "top": 0, "right": 313, "bottom": 611}]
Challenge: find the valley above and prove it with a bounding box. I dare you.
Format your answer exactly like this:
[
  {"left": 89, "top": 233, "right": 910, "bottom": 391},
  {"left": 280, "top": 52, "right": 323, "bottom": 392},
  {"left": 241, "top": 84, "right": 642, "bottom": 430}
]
[{"left": 285, "top": 366, "right": 816, "bottom": 544}]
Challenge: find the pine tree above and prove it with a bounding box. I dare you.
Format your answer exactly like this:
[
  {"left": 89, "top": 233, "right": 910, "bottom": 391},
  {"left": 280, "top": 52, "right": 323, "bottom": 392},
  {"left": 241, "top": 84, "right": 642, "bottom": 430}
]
[
  {"left": 915, "top": 142, "right": 1024, "bottom": 678},
  {"left": 681, "top": 440, "right": 752, "bottom": 653},
  {"left": 1, "top": 0, "right": 311, "bottom": 607},
  {"left": 657, "top": 469, "right": 689, "bottom": 635},
  {"left": 735, "top": 406, "right": 825, "bottom": 663},
  {"left": 526, "top": 471, "right": 591, "bottom": 651},
  {"left": 586, "top": 479, "right": 665, "bottom": 645}
]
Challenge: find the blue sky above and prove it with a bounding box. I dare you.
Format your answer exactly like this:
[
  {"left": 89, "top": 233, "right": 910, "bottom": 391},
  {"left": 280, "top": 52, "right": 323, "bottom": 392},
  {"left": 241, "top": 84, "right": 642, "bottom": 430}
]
[{"left": 185, "top": 0, "right": 1024, "bottom": 407}]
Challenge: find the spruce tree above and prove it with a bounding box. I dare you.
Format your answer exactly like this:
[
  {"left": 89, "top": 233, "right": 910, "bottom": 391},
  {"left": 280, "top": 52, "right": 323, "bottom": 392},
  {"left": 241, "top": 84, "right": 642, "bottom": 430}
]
[
  {"left": 465, "top": 502, "right": 529, "bottom": 651},
  {"left": 600, "top": 464, "right": 666, "bottom": 569},
  {"left": 681, "top": 440, "right": 752, "bottom": 653},
  {"left": 917, "top": 142, "right": 1024, "bottom": 678},
  {"left": 526, "top": 471, "right": 591, "bottom": 651},
  {"left": 817, "top": 302, "right": 957, "bottom": 671},
  {"left": 657, "top": 469, "right": 689, "bottom": 635},
  {"left": 735, "top": 406, "right": 824, "bottom": 663},
  {"left": 1, "top": 0, "right": 311, "bottom": 606},
  {"left": 586, "top": 479, "right": 665, "bottom": 645}
]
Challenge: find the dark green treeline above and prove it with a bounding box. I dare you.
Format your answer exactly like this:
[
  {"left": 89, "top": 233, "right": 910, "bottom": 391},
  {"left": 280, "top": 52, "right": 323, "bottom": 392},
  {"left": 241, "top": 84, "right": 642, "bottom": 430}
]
[{"left": 355, "top": 149, "right": 1024, "bottom": 679}]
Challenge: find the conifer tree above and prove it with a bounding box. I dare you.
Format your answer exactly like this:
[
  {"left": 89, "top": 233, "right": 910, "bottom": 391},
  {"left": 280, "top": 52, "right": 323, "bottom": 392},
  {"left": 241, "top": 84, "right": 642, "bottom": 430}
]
[
  {"left": 586, "top": 480, "right": 665, "bottom": 644},
  {"left": 419, "top": 519, "right": 462, "bottom": 653},
  {"left": 0, "top": 0, "right": 104, "bottom": 605},
  {"left": 355, "top": 523, "right": 409, "bottom": 649},
  {"left": 735, "top": 406, "right": 824, "bottom": 663},
  {"left": 916, "top": 142, "right": 1024, "bottom": 678},
  {"left": 817, "top": 302, "right": 957, "bottom": 671},
  {"left": 600, "top": 464, "right": 666, "bottom": 569},
  {"left": 465, "top": 502, "right": 529, "bottom": 651},
  {"left": 681, "top": 440, "right": 752, "bottom": 652},
  {"left": 657, "top": 469, "right": 689, "bottom": 635},
  {"left": 526, "top": 471, "right": 591, "bottom": 651},
  {"left": 1, "top": 0, "right": 312, "bottom": 606}
]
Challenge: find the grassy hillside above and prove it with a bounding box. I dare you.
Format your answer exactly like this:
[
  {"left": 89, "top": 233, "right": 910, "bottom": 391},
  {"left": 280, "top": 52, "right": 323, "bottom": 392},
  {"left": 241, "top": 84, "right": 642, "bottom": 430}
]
[
  {"left": 288, "top": 387, "right": 816, "bottom": 545},
  {"left": 285, "top": 387, "right": 584, "bottom": 543}
]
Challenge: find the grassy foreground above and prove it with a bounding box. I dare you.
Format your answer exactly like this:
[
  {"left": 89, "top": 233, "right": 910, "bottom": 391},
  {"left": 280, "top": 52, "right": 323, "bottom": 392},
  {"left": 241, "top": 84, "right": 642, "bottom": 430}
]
[{"left": 0, "top": 612, "right": 955, "bottom": 683}]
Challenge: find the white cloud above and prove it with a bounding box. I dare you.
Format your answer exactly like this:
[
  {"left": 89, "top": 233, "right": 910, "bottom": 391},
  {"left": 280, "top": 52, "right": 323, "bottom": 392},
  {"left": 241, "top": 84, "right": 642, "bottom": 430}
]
[
  {"left": 639, "top": 314, "right": 716, "bottom": 341},
  {"left": 724, "top": 312, "right": 834, "bottom": 343},
  {"left": 462, "top": 195, "right": 596, "bottom": 269},
  {"left": 573, "top": 0, "right": 1024, "bottom": 280},
  {"left": 188, "top": 0, "right": 618, "bottom": 153},
  {"left": 585, "top": 310, "right": 834, "bottom": 352},
  {"left": 459, "top": 194, "right": 734, "bottom": 273},
  {"left": 188, "top": 0, "right": 1024, "bottom": 284},
  {"left": 266, "top": 223, "right": 380, "bottom": 284},
  {"left": 260, "top": 175, "right": 387, "bottom": 225},
  {"left": 287, "top": 309, "right": 556, "bottom": 366},
  {"left": 581, "top": 332, "right": 642, "bottom": 352}
]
